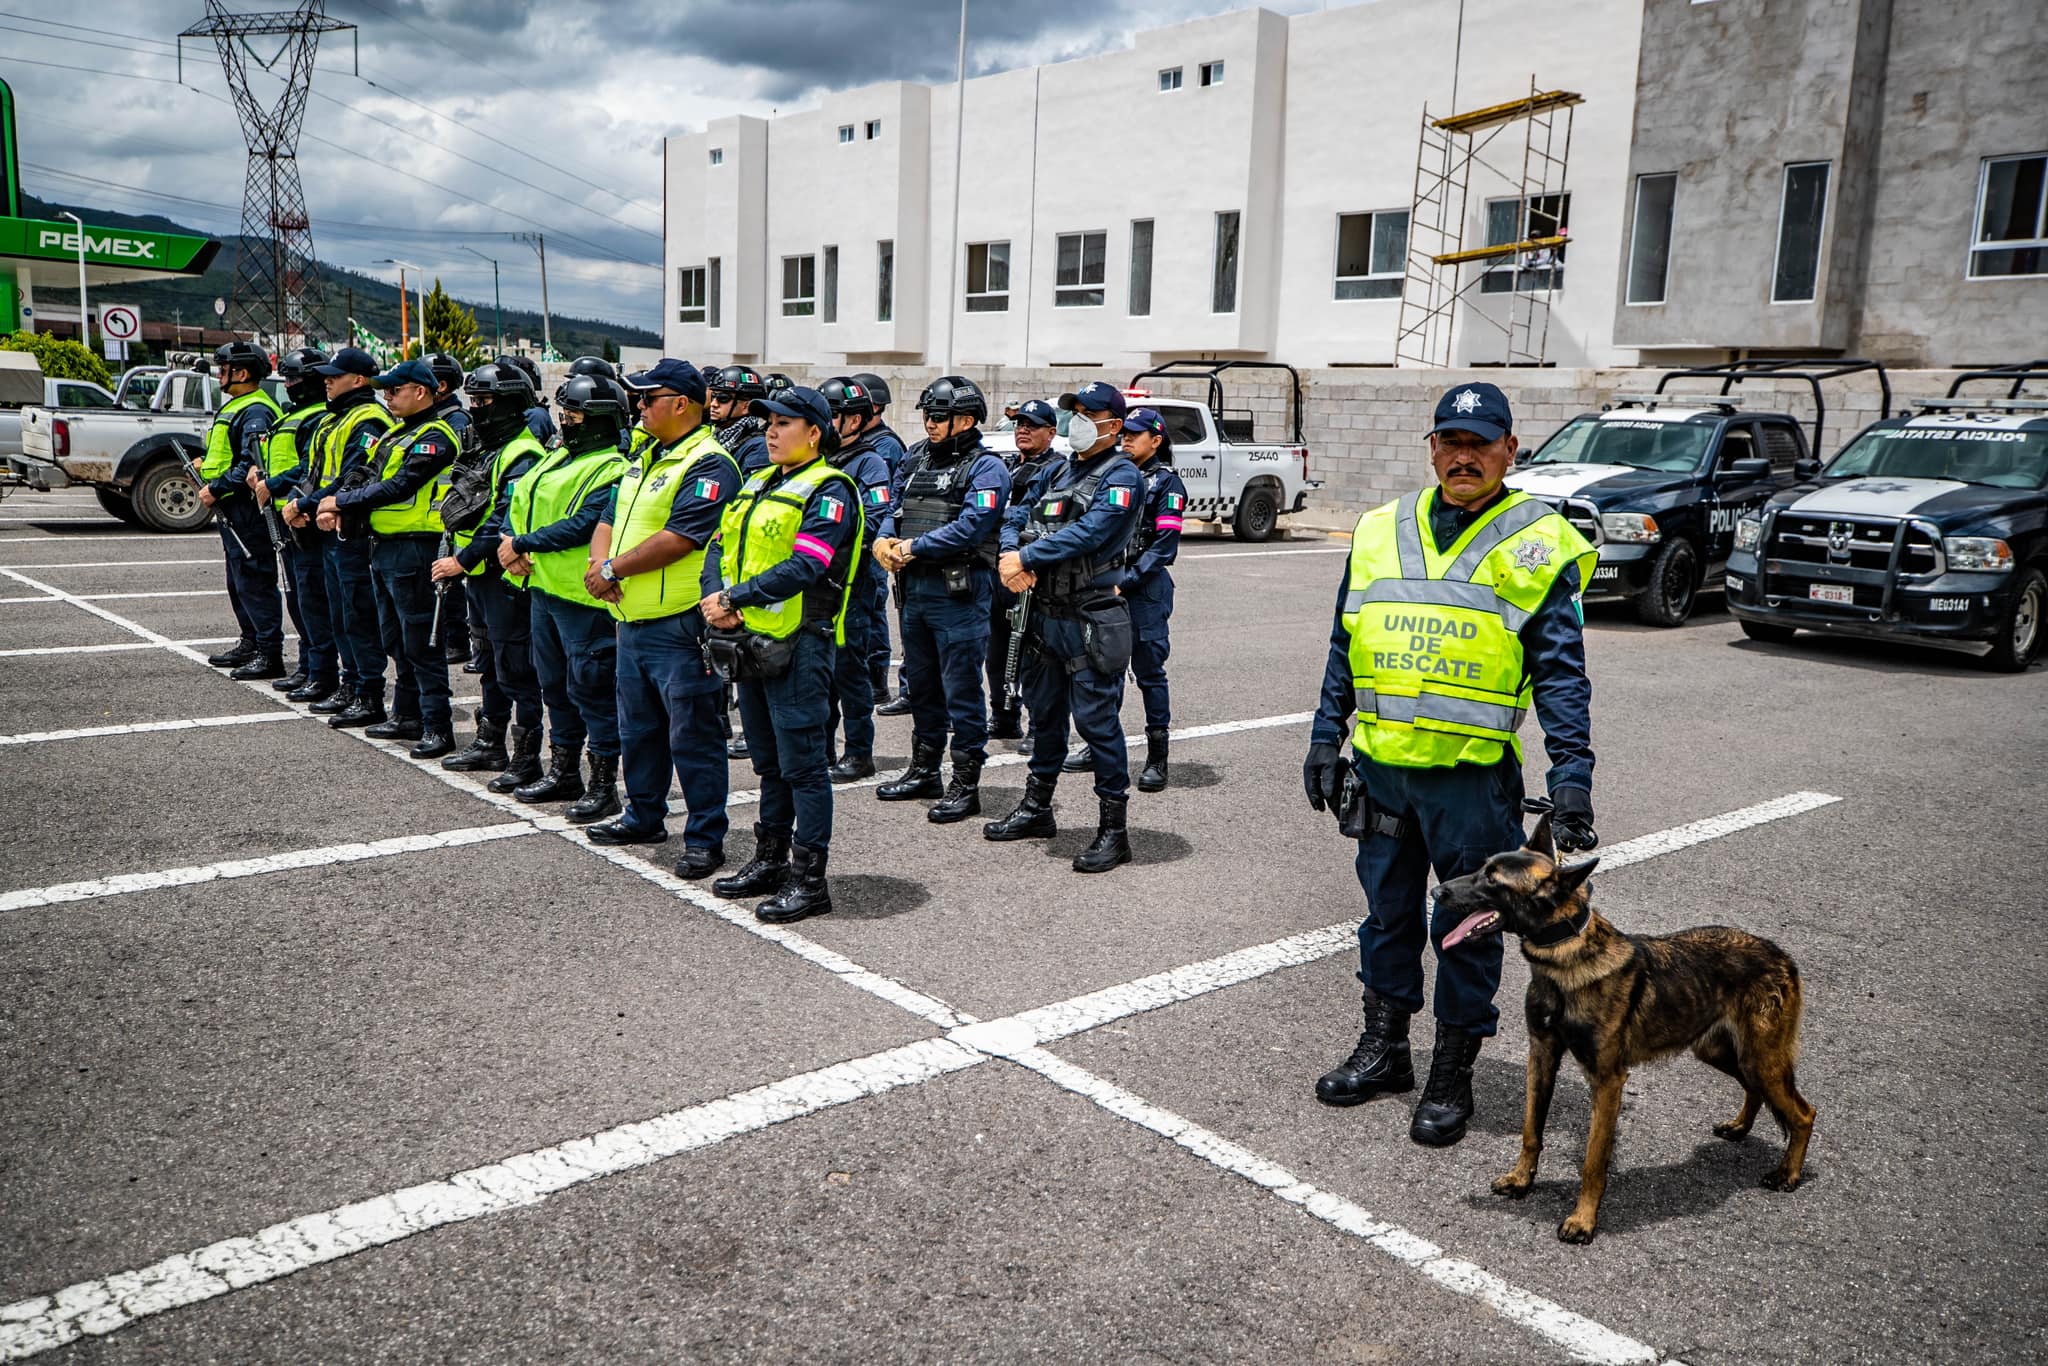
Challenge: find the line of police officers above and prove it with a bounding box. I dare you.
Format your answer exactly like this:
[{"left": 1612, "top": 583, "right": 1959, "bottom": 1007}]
[{"left": 195, "top": 346, "right": 1190, "bottom": 923}]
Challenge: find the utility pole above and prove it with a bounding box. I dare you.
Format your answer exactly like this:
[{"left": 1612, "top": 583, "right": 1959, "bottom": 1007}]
[
  {"left": 515, "top": 232, "right": 551, "bottom": 358},
  {"left": 378, "top": 258, "right": 426, "bottom": 355},
  {"left": 942, "top": 0, "right": 968, "bottom": 372},
  {"left": 57, "top": 210, "right": 89, "bottom": 353},
  {"left": 460, "top": 245, "right": 503, "bottom": 352}
]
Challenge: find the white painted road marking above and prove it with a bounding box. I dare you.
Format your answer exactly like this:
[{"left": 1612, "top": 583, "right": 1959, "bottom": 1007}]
[
  {"left": 4, "top": 558, "right": 213, "bottom": 570},
  {"left": 0, "top": 712, "right": 299, "bottom": 747},
  {"left": 75, "top": 590, "right": 222, "bottom": 601}
]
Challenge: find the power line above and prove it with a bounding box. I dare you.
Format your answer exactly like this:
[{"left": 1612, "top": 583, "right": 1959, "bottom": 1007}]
[
  {"left": 0, "top": 21, "right": 171, "bottom": 60},
  {"left": 0, "top": 10, "right": 179, "bottom": 49}
]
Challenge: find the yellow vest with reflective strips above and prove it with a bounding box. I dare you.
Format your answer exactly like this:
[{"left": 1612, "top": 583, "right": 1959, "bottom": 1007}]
[
  {"left": 316, "top": 400, "right": 397, "bottom": 485},
  {"left": 1341, "top": 487, "right": 1594, "bottom": 769},
  {"left": 264, "top": 401, "right": 326, "bottom": 478},
  {"left": 453, "top": 430, "right": 549, "bottom": 576},
  {"left": 365, "top": 416, "right": 458, "bottom": 535},
  {"left": 606, "top": 424, "right": 737, "bottom": 622},
  {"left": 715, "top": 457, "right": 863, "bottom": 644},
  {"left": 199, "top": 389, "right": 282, "bottom": 479},
  {"left": 505, "top": 444, "right": 626, "bottom": 608}
]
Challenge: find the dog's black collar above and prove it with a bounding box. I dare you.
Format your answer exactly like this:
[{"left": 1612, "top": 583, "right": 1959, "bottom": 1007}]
[{"left": 1524, "top": 902, "right": 1592, "bottom": 948}]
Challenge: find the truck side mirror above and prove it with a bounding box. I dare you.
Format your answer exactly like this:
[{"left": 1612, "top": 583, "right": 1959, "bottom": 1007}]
[
  {"left": 1793, "top": 457, "right": 1821, "bottom": 480},
  {"left": 1718, "top": 457, "right": 1772, "bottom": 481}
]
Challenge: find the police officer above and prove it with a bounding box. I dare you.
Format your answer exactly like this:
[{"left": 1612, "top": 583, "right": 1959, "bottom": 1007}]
[
  {"left": 817, "top": 375, "right": 896, "bottom": 782},
  {"left": 985, "top": 399, "right": 1063, "bottom": 741},
  {"left": 499, "top": 373, "right": 634, "bottom": 824},
  {"left": 708, "top": 366, "right": 771, "bottom": 475},
  {"left": 285, "top": 347, "right": 396, "bottom": 726},
  {"left": 872, "top": 376, "right": 1009, "bottom": 822},
  {"left": 1118, "top": 406, "right": 1186, "bottom": 792},
  {"left": 197, "top": 341, "right": 285, "bottom": 679},
  {"left": 986, "top": 381, "right": 1144, "bottom": 873},
  {"left": 427, "top": 352, "right": 476, "bottom": 666},
  {"left": 854, "top": 372, "right": 911, "bottom": 711},
  {"left": 433, "top": 362, "right": 549, "bottom": 786},
  {"left": 700, "top": 386, "right": 862, "bottom": 924},
  {"left": 248, "top": 346, "right": 339, "bottom": 702},
  {"left": 582, "top": 359, "right": 738, "bottom": 878},
  {"left": 1305, "top": 382, "right": 1597, "bottom": 1147},
  {"left": 317, "top": 358, "right": 460, "bottom": 757}
]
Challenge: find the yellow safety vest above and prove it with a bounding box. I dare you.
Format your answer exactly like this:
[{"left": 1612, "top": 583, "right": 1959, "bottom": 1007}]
[
  {"left": 1341, "top": 487, "right": 1594, "bottom": 769},
  {"left": 365, "top": 416, "right": 458, "bottom": 536},
  {"left": 199, "top": 389, "right": 283, "bottom": 479},
  {"left": 453, "top": 429, "right": 549, "bottom": 575},
  {"left": 505, "top": 443, "right": 627, "bottom": 607},
  {"left": 606, "top": 424, "right": 737, "bottom": 622},
  {"left": 316, "top": 399, "right": 397, "bottom": 485},
  {"left": 715, "top": 457, "right": 863, "bottom": 644},
  {"left": 264, "top": 401, "right": 326, "bottom": 478}
]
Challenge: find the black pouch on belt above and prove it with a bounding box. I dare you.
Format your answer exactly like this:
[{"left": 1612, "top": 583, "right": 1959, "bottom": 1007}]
[
  {"left": 941, "top": 559, "right": 975, "bottom": 598},
  {"left": 1077, "top": 596, "right": 1134, "bottom": 676},
  {"left": 704, "top": 630, "right": 748, "bottom": 683}
]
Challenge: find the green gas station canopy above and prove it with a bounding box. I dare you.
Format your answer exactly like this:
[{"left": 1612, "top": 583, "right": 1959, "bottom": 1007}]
[{"left": 0, "top": 217, "right": 220, "bottom": 286}]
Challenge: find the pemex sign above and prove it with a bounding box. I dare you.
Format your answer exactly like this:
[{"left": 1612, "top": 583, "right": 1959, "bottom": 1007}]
[{"left": 0, "top": 218, "right": 219, "bottom": 273}]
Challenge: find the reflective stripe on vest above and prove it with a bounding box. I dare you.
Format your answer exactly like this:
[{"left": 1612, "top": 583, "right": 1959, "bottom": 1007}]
[
  {"left": 453, "top": 430, "right": 549, "bottom": 574},
  {"left": 716, "top": 458, "right": 863, "bottom": 644},
  {"left": 318, "top": 402, "right": 397, "bottom": 484},
  {"left": 1341, "top": 487, "right": 1594, "bottom": 770},
  {"left": 507, "top": 444, "right": 627, "bottom": 607},
  {"left": 264, "top": 402, "right": 325, "bottom": 478},
  {"left": 199, "top": 389, "right": 283, "bottom": 479},
  {"left": 365, "top": 417, "right": 458, "bottom": 535},
  {"left": 607, "top": 425, "right": 736, "bottom": 622}
]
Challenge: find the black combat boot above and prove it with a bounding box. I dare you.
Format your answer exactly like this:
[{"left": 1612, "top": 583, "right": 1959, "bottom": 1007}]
[
  {"left": 441, "top": 716, "right": 508, "bottom": 772},
  {"left": 983, "top": 778, "right": 1057, "bottom": 842},
  {"left": 1314, "top": 990, "right": 1414, "bottom": 1106},
  {"left": 827, "top": 751, "right": 877, "bottom": 783},
  {"left": 1410, "top": 1022, "right": 1485, "bottom": 1147},
  {"left": 309, "top": 683, "right": 355, "bottom": 715},
  {"left": 487, "top": 725, "right": 542, "bottom": 793},
  {"left": 229, "top": 652, "right": 288, "bottom": 682},
  {"left": 1136, "top": 728, "right": 1170, "bottom": 793},
  {"left": 755, "top": 843, "right": 832, "bottom": 924},
  {"left": 1072, "top": 794, "right": 1133, "bottom": 873},
  {"left": 365, "top": 713, "right": 423, "bottom": 741},
  {"left": 869, "top": 661, "right": 893, "bottom": 706},
  {"left": 327, "top": 685, "right": 385, "bottom": 729},
  {"left": 287, "top": 676, "right": 336, "bottom": 704},
  {"left": 271, "top": 666, "right": 308, "bottom": 693},
  {"left": 673, "top": 842, "right": 723, "bottom": 877},
  {"left": 988, "top": 706, "right": 1024, "bottom": 741},
  {"left": 876, "top": 741, "right": 944, "bottom": 801},
  {"left": 411, "top": 726, "right": 454, "bottom": 760},
  {"left": 515, "top": 743, "right": 585, "bottom": 804},
  {"left": 1061, "top": 742, "right": 1092, "bottom": 773},
  {"left": 875, "top": 690, "right": 913, "bottom": 717},
  {"left": 565, "top": 753, "right": 621, "bottom": 824},
  {"left": 927, "top": 752, "right": 983, "bottom": 824},
  {"left": 206, "top": 639, "right": 257, "bottom": 669},
  {"left": 714, "top": 825, "right": 790, "bottom": 897}
]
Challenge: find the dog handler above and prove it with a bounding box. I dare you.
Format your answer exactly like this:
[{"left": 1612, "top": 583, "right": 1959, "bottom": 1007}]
[{"left": 1303, "top": 381, "right": 1600, "bottom": 1147}]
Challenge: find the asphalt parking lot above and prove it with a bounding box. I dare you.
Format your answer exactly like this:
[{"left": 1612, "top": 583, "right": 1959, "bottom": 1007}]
[{"left": 1, "top": 485, "right": 2043, "bottom": 1364}]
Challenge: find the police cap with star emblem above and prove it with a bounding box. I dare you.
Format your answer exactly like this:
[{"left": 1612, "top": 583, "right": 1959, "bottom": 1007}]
[{"left": 1430, "top": 381, "right": 1513, "bottom": 443}]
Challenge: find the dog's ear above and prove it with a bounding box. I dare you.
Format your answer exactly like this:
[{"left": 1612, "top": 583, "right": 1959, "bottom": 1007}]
[
  {"left": 1525, "top": 811, "right": 1554, "bottom": 859},
  {"left": 1552, "top": 856, "right": 1599, "bottom": 902}
]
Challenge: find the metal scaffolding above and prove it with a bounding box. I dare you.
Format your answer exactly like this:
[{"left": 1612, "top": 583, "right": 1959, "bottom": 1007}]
[
  {"left": 179, "top": 1, "right": 356, "bottom": 347},
  {"left": 1394, "top": 79, "right": 1580, "bottom": 369}
]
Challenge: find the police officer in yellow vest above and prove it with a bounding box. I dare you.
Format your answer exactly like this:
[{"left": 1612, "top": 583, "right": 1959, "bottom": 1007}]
[
  {"left": 246, "top": 346, "right": 340, "bottom": 702},
  {"left": 700, "top": 386, "right": 863, "bottom": 925},
  {"left": 196, "top": 341, "right": 285, "bottom": 678},
  {"left": 317, "top": 358, "right": 460, "bottom": 759},
  {"left": 1305, "top": 382, "right": 1599, "bottom": 1148},
  {"left": 581, "top": 359, "right": 738, "bottom": 877}
]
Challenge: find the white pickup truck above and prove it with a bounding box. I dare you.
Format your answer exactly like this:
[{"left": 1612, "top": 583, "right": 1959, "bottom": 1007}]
[
  {"left": 11, "top": 365, "right": 246, "bottom": 531},
  {"left": 0, "top": 352, "right": 120, "bottom": 464}
]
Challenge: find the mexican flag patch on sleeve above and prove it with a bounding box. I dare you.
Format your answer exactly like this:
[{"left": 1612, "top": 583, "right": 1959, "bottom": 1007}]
[
  {"left": 818, "top": 495, "right": 846, "bottom": 523},
  {"left": 690, "top": 478, "right": 721, "bottom": 500},
  {"left": 865, "top": 485, "right": 891, "bottom": 506},
  {"left": 1164, "top": 492, "right": 1185, "bottom": 512},
  {"left": 971, "top": 488, "right": 999, "bottom": 509},
  {"left": 1104, "top": 485, "right": 1133, "bottom": 509}
]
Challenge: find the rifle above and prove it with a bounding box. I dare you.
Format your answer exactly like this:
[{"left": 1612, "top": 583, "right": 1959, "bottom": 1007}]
[
  {"left": 427, "top": 530, "right": 454, "bottom": 649},
  {"left": 256, "top": 475, "right": 293, "bottom": 600},
  {"left": 176, "top": 445, "right": 253, "bottom": 559},
  {"left": 1003, "top": 586, "right": 1031, "bottom": 707},
  {"left": 330, "top": 463, "right": 376, "bottom": 542}
]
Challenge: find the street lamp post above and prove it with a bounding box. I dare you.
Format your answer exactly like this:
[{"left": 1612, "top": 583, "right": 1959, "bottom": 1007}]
[
  {"left": 460, "top": 246, "right": 503, "bottom": 353},
  {"left": 57, "top": 211, "right": 90, "bottom": 354},
  {"left": 376, "top": 257, "right": 428, "bottom": 356}
]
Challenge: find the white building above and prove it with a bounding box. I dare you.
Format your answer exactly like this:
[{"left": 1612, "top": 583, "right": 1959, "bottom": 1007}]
[{"left": 661, "top": 0, "right": 1646, "bottom": 373}]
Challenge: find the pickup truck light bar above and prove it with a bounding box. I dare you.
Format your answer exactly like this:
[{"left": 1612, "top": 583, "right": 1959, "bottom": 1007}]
[{"left": 1651, "top": 357, "right": 1892, "bottom": 463}]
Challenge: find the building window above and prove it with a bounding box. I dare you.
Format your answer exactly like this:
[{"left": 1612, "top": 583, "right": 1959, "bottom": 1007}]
[
  {"left": 708, "top": 257, "right": 722, "bottom": 329},
  {"left": 966, "top": 240, "right": 1010, "bottom": 312},
  {"left": 837, "top": 125, "right": 854, "bottom": 144},
  {"left": 865, "top": 119, "right": 882, "bottom": 140},
  {"left": 1212, "top": 211, "right": 1241, "bottom": 314},
  {"left": 677, "top": 266, "right": 707, "bottom": 323},
  {"left": 1481, "top": 193, "right": 1570, "bottom": 293},
  {"left": 781, "top": 255, "right": 816, "bottom": 316},
  {"left": 708, "top": 147, "right": 723, "bottom": 167},
  {"left": 1054, "top": 231, "right": 1107, "bottom": 307},
  {"left": 1334, "top": 210, "right": 1407, "bottom": 300},
  {"left": 1969, "top": 152, "right": 2047, "bottom": 278},
  {"left": 877, "top": 240, "right": 894, "bottom": 322},
  {"left": 1158, "top": 67, "right": 1182, "bottom": 93},
  {"left": 1128, "top": 219, "right": 1154, "bottom": 316},
  {"left": 1625, "top": 173, "right": 1678, "bottom": 304},
  {"left": 1200, "top": 60, "right": 1225, "bottom": 87},
  {"left": 1771, "top": 162, "right": 1830, "bottom": 303},
  {"left": 822, "top": 246, "right": 839, "bottom": 324}
]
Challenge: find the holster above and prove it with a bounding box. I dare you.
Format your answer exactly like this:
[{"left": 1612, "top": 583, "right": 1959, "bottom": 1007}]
[
  {"left": 1336, "top": 767, "right": 1408, "bottom": 842},
  {"left": 704, "top": 627, "right": 797, "bottom": 683},
  {"left": 1074, "top": 596, "right": 1133, "bottom": 676}
]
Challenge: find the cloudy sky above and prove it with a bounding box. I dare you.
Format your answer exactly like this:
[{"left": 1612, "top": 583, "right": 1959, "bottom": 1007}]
[{"left": 1, "top": 0, "right": 1355, "bottom": 333}]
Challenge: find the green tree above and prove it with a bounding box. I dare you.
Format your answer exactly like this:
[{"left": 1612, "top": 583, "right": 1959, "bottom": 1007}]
[
  {"left": 1, "top": 330, "right": 113, "bottom": 388},
  {"left": 601, "top": 337, "right": 619, "bottom": 363},
  {"left": 421, "top": 279, "right": 482, "bottom": 366}
]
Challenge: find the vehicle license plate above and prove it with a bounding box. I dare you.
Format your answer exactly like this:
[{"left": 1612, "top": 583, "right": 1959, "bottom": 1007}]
[{"left": 1809, "top": 584, "right": 1854, "bottom": 605}]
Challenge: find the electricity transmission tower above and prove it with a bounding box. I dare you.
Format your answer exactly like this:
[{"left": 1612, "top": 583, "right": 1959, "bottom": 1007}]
[{"left": 179, "top": 1, "right": 356, "bottom": 346}]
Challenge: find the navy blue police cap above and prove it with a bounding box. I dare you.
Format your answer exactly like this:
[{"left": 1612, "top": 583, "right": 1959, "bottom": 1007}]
[
  {"left": 1014, "top": 399, "right": 1058, "bottom": 428},
  {"left": 371, "top": 358, "right": 438, "bottom": 390},
  {"left": 625, "top": 358, "right": 708, "bottom": 403},
  {"left": 1058, "top": 381, "right": 1128, "bottom": 419},
  {"left": 1430, "top": 381, "right": 1513, "bottom": 442},
  {"left": 312, "top": 346, "right": 379, "bottom": 378},
  {"left": 749, "top": 385, "right": 835, "bottom": 432}
]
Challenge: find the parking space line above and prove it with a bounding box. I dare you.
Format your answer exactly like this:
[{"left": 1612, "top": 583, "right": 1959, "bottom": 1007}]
[
  {"left": 5, "top": 559, "right": 214, "bottom": 571},
  {"left": 76, "top": 590, "right": 223, "bottom": 601},
  {"left": 0, "top": 712, "right": 299, "bottom": 747},
  {"left": 1177, "top": 546, "right": 1349, "bottom": 562},
  {"left": 0, "top": 824, "right": 536, "bottom": 913},
  {"left": 0, "top": 594, "right": 57, "bottom": 604},
  {"left": 0, "top": 635, "right": 297, "bottom": 660},
  {"left": 0, "top": 534, "right": 162, "bottom": 544},
  {"left": 0, "top": 1036, "right": 988, "bottom": 1362}
]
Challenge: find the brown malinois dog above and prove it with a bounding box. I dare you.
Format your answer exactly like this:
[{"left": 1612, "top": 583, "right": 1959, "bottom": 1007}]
[{"left": 1434, "top": 811, "right": 1815, "bottom": 1243}]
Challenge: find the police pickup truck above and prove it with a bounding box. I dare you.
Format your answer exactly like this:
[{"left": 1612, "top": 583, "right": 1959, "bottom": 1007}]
[
  {"left": 1726, "top": 361, "right": 2048, "bottom": 672},
  {"left": 1504, "top": 360, "right": 1886, "bottom": 627}
]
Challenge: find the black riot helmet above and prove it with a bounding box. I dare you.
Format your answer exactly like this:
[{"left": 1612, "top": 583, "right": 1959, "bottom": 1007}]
[
  {"left": 764, "top": 372, "right": 795, "bottom": 398},
  {"left": 819, "top": 375, "right": 878, "bottom": 420},
  {"left": 915, "top": 375, "right": 987, "bottom": 423},
  {"left": 556, "top": 373, "right": 632, "bottom": 454},
  {"left": 851, "top": 372, "right": 891, "bottom": 411},
  {"left": 213, "top": 340, "right": 272, "bottom": 384},
  {"left": 492, "top": 353, "right": 546, "bottom": 401},
  {"left": 276, "top": 346, "right": 329, "bottom": 405},
  {"left": 428, "top": 352, "right": 466, "bottom": 395},
  {"left": 710, "top": 365, "right": 768, "bottom": 401},
  {"left": 462, "top": 362, "right": 538, "bottom": 446},
  {"left": 567, "top": 354, "right": 620, "bottom": 383}
]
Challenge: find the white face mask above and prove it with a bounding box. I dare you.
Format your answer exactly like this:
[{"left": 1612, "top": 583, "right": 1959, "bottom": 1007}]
[{"left": 1068, "top": 412, "right": 1101, "bottom": 447}]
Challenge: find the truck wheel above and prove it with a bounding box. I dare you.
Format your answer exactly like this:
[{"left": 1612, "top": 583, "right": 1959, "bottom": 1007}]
[
  {"left": 1739, "top": 619, "right": 1799, "bottom": 646},
  {"left": 1633, "top": 537, "right": 1699, "bottom": 627},
  {"left": 130, "top": 458, "right": 211, "bottom": 533},
  {"left": 1232, "top": 484, "right": 1279, "bottom": 542},
  {"left": 1982, "top": 567, "right": 2045, "bottom": 673},
  {"left": 94, "top": 487, "right": 145, "bottom": 527}
]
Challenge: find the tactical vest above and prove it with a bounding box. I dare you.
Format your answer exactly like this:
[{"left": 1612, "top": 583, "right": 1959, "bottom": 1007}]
[
  {"left": 1341, "top": 487, "right": 1594, "bottom": 770},
  {"left": 607, "top": 425, "right": 737, "bottom": 622},
  {"left": 716, "top": 458, "right": 863, "bottom": 644},
  {"left": 264, "top": 401, "right": 326, "bottom": 478},
  {"left": 365, "top": 416, "right": 458, "bottom": 536},
  {"left": 317, "top": 399, "right": 397, "bottom": 484},
  {"left": 1019, "top": 453, "right": 1141, "bottom": 605},
  {"left": 505, "top": 443, "right": 627, "bottom": 608},
  {"left": 453, "top": 430, "right": 549, "bottom": 575},
  {"left": 897, "top": 446, "right": 1000, "bottom": 568},
  {"left": 199, "top": 389, "right": 283, "bottom": 479}
]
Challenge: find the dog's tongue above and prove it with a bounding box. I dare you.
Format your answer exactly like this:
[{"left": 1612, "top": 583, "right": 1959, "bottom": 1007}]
[{"left": 1441, "top": 911, "right": 1494, "bottom": 950}]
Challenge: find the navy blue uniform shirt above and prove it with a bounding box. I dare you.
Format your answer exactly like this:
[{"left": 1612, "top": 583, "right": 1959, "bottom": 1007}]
[{"left": 1003, "top": 446, "right": 1144, "bottom": 584}]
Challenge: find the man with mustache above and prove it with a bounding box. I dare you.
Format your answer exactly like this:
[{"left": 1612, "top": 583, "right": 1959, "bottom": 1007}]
[{"left": 1303, "top": 382, "right": 1599, "bottom": 1149}]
